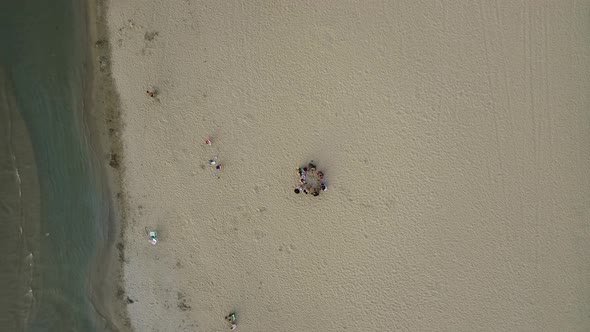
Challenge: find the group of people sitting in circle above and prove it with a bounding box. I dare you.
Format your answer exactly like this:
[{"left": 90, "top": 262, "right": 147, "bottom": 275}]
[{"left": 294, "top": 161, "right": 327, "bottom": 196}]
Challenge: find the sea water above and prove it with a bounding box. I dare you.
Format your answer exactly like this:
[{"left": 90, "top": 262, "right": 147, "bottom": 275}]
[{"left": 0, "top": 0, "right": 112, "bottom": 331}]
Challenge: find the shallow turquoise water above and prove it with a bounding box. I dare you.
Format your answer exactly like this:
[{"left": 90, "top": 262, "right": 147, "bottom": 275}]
[{"left": 0, "top": 0, "right": 111, "bottom": 331}]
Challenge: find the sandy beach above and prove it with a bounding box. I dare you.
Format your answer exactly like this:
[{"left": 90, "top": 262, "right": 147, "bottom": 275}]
[{"left": 106, "top": 1, "right": 590, "bottom": 331}]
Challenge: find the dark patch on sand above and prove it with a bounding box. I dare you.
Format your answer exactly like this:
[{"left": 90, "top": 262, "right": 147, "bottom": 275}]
[
  {"left": 109, "top": 153, "right": 119, "bottom": 168},
  {"left": 177, "top": 292, "right": 191, "bottom": 311},
  {"left": 144, "top": 31, "right": 159, "bottom": 41}
]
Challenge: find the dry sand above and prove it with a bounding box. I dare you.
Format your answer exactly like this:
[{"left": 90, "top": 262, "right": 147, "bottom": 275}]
[{"left": 106, "top": 1, "right": 590, "bottom": 331}]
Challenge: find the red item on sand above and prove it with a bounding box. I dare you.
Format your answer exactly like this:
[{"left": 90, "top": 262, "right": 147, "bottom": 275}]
[{"left": 205, "top": 139, "right": 212, "bottom": 145}]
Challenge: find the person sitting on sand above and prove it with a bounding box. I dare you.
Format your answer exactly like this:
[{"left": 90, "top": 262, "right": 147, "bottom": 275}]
[
  {"left": 148, "top": 231, "right": 157, "bottom": 245},
  {"left": 299, "top": 170, "right": 306, "bottom": 183},
  {"left": 225, "top": 313, "right": 237, "bottom": 330}
]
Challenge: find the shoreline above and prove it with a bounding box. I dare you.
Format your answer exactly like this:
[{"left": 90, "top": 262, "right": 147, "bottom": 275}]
[{"left": 84, "top": 0, "right": 131, "bottom": 330}]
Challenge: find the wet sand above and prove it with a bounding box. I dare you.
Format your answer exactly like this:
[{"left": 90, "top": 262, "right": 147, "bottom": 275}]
[
  {"left": 107, "top": 1, "right": 590, "bottom": 331},
  {"left": 86, "top": 0, "right": 130, "bottom": 330}
]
